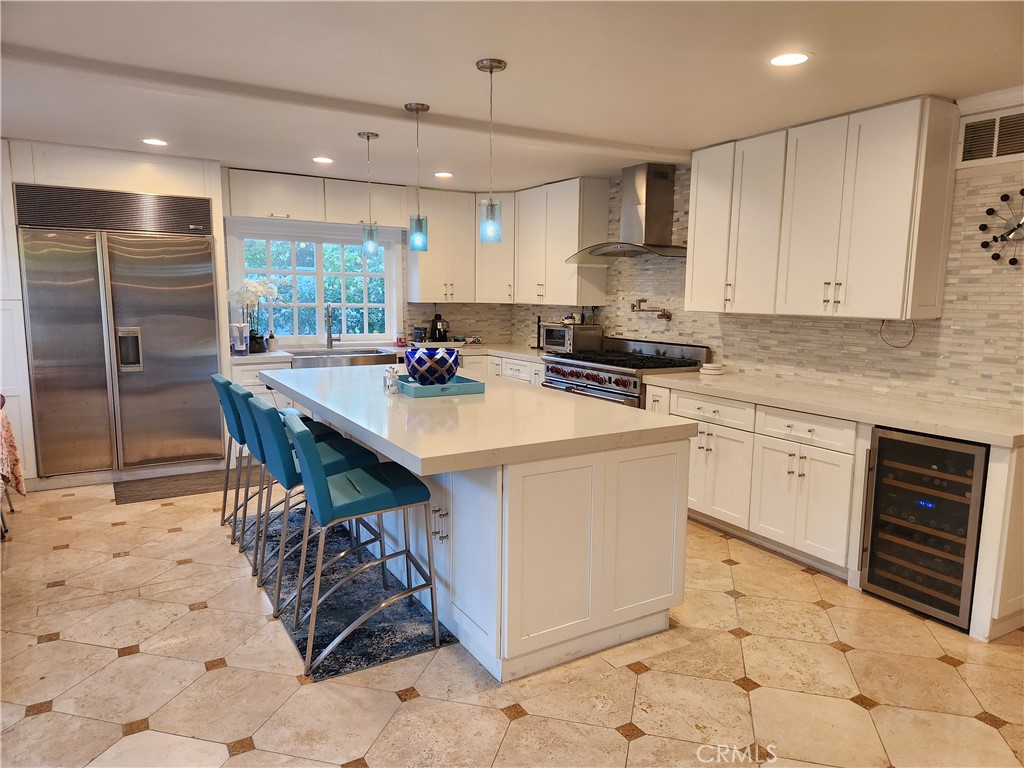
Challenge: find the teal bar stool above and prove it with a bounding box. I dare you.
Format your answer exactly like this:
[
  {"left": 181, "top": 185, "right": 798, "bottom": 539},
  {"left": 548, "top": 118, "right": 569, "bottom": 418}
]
[
  {"left": 248, "top": 396, "right": 378, "bottom": 611},
  {"left": 226, "top": 384, "right": 270, "bottom": 568},
  {"left": 283, "top": 413, "right": 439, "bottom": 675}
]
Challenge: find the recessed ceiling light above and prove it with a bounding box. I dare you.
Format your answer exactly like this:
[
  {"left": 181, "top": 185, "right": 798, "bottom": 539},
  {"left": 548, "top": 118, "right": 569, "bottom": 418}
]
[
  {"left": 312, "top": 156, "right": 334, "bottom": 164},
  {"left": 434, "top": 171, "right": 453, "bottom": 179},
  {"left": 141, "top": 138, "right": 168, "bottom": 146},
  {"left": 770, "top": 52, "right": 812, "bottom": 67}
]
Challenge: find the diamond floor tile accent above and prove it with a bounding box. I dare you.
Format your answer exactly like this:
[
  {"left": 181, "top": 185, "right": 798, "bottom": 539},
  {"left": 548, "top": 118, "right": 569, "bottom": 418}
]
[
  {"left": 977, "top": 711, "right": 1010, "bottom": 729},
  {"left": 395, "top": 686, "right": 420, "bottom": 702},
  {"left": 626, "top": 661, "right": 651, "bottom": 675},
  {"left": 616, "top": 722, "right": 645, "bottom": 741},
  {"left": 733, "top": 676, "right": 761, "bottom": 692},
  {"left": 851, "top": 693, "right": 881, "bottom": 710}
]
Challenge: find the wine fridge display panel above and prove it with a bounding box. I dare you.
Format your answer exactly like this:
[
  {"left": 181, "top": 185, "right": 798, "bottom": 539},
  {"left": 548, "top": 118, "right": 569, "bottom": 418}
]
[{"left": 861, "top": 428, "right": 987, "bottom": 629}]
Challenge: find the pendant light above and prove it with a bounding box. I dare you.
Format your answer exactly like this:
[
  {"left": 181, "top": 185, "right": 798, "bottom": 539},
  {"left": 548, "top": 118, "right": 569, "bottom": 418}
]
[
  {"left": 358, "top": 131, "right": 379, "bottom": 258},
  {"left": 405, "top": 103, "right": 430, "bottom": 252},
  {"left": 476, "top": 57, "right": 506, "bottom": 244}
]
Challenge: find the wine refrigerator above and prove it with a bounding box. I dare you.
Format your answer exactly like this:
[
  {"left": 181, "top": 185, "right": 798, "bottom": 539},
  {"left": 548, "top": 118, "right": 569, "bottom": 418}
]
[{"left": 861, "top": 428, "right": 987, "bottom": 629}]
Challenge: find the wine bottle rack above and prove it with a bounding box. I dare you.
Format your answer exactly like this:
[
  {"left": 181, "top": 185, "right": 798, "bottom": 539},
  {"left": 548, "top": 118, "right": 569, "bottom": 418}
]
[{"left": 861, "top": 428, "right": 987, "bottom": 629}]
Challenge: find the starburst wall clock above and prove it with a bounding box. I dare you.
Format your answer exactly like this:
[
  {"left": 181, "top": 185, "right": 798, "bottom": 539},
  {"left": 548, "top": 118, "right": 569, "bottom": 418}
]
[{"left": 979, "top": 189, "right": 1023, "bottom": 266}]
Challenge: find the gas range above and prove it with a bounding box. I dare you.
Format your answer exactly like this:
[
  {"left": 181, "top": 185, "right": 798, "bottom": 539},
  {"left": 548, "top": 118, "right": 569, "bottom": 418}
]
[{"left": 541, "top": 337, "right": 710, "bottom": 407}]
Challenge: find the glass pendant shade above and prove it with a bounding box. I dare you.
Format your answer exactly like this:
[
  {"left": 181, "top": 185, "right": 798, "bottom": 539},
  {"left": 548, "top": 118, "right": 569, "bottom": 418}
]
[
  {"left": 409, "top": 215, "right": 429, "bottom": 252},
  {"left": 362, "top": 223, "right": 379, "bottom": 258},
  {"left": 479, "top": 199, "right": 502, "bottom": 243}
]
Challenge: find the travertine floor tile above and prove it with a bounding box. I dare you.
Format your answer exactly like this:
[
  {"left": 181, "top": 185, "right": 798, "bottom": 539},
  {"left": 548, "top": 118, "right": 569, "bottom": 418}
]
[
  {"left": 847, "top": 649, "right": 982, "bottom": 715},
  {"left": 749, "top": 687, "right": 888, "bottom": 767},
  {"left": 872, "top": 705, "right": 1021, "bottom": 767},
  {"left": 731, "top": 564, "right": 820, "bottom": 602},
  {"left": 829, "top": 605, "right": 943, "bottom": 657},
  {"left": 626, "top": 735, "right": 715, "bottom": 767},
  {"left": 53, "top": 652, "right": 204, "bottom": 723},
  {"left": 633, "top": 671, "right": 753, "bottom": 745},
  {"left": 0, "top": 541, "right": 53, "bottom": 571},
  {"left": 334, "top": 648, "right": 435, "bottom": 692},
  {"left": 0, "top": 631, "right": 37, "bottom": 663},
  {"left": 2, "top": 547, "right": 111, "bottom": 583},
  {"left": 139, "top": 607, "right": 266, "bottom": 662},
  {"left": 812, "top": 573, "right": 903, "bottom": 613},
  {"left": 66, "top": 555, "right": 176, "bottom": 592},
  {"left": 684, "top": 531, "right": 730, "bottom": 561},
  {"left": 89, "top": 730, "right": 228, "bottom": 767},
  {"left": 927, "top": 620, "right": 1024, "bottom": 670},
  {"left": 959, "top": 662, "right": 1024, "bottom": 724},
  {"left": 1, "top": 701, "right": 25, "bottom": 732},
  {"left": 516, "top": 655, "right": 636, "bottom": 728},
  {"left": 727, "top": 538, "right": 804, "bottom": 570},
  {"left": 599, "top": 625, "right": 716, "bottom": 668},
  {"left": 206, "top": 576, "right": 274, "bottom": 615},
  {"left": 414, "top": 643, "right": 517, "bottom": 708},
  {"left": 1, "top": 604, "right": 105, "bottom": 636},
  {"left": 736, "top": 595, "right": 837, "bottom": 643},
  {"left": 742, "top": 636, "right": 858, "bottom": 698},
  {"left": 494, "top": 715, "right": 626, "bottom": 767},
  {"left": 222, "top": 749, "right": 336, "bottom": 767},
  {"left": 670, "top": 588, "right": 739, "bottom": 631},
  {"left": 253, "top": 682, "right": 399, "bottom": 764},
  {"left": 0, "top": 639, "right": 116, "bottom": 705},
  {"left": 224, "top": 621, "right": 303, "bottom": 676},
  {"left": 644, "top": 631, "right": 745, "bottom": 681},
  {"left": 1000, "top": 722, "right": 1024, "bottom": 765},
  {"left": 364, "top": 696, "right": 509, "bottom": 768},
  {"left": 33, "top": 586, "right": 138, "bottom": 617},
  {"left": 683, "top": 558, "right": 734, "bottom": 591},
  {"left": 60, "top": 598, "right": 188, "bottom": 648},
  {"left": 149, "top": 666, "right": 300, "bottom": 743},
  {"left": 0, "top": 710, "right": 121, "bottom": 768},
  {"left": 131, "top": 530, "right": 236, "bottom": 562},
  {"left": 0, "top": 576, "right": 47, "bottom": 603},
  {"left": 72, "top": 524, "right": 167, "bottom": 553}
]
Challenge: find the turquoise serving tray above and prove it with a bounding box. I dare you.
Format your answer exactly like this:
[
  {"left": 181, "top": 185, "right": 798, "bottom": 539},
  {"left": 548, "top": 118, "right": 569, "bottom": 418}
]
[{"left": 396, "top": 374, "right": 485, "bottom": 398}]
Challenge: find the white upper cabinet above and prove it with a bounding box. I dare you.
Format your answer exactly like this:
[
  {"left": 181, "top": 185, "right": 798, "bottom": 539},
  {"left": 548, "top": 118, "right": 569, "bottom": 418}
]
[
  {"left": 228, "top": 169, "right": 325, "bottom": 221},
  {"left": 515, "top": 178, "right": 609, "bottom": 306},
  {"left": 325, "top": 179, "right": 407, "bottom": 228},
  {"left": 406, "top": 189, "right": 476, "bottom": 303},
  {"left": 475, "top": 192, "right": 516, "bottom": 304},
  {"left": 775, "top": 116, "right": 850, "bottom": 316},
  {"left": 686, "top": 131, "right": 787, "bottom": 314},
  {"left": 776, "top": 97, "right": 958, "bottom": 320}
]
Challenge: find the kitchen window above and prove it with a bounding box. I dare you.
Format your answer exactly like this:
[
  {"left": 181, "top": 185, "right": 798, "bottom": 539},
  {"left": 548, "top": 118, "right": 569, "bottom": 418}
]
[{"left": 226, "top": 220, "right": 401, "bottom": 342}]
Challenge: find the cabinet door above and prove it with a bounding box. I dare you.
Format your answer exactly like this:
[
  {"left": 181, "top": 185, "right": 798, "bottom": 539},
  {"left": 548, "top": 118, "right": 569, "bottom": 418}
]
[
  {"left": 326, "top": 180, "right": 406, "bottom": 228},
  {"left": 543, "top": 179, "right": 583, "bottom": 306},
  {"left": 446, "top": 192, "right": 477, "bottom": 302},
  {"left": 704, "top": 425, "right": 754, "bottom": 529},
  {"left": 515, "top": 186, "right": 547, "bottom": 303},
  {"left": 476, "top": 192, "right": 516, "bottom": 303},
  {"left": 489, "top": 357, "right": 503, "bottom": 378},
  {"left": 685, "top": 143, "right": 734, "bottom": 312},
  {"left": 530, "top": 362, "right": 545, "bottom": 386},
  {"left": 688, "top": 423, "right": 709, "bottom": 512},
  {"left": 728, "top": 131, "right": 786, "bottom": 314},
  {"left": 459, "top": 356, "right": 489, "bottom": 380},
  {"left": 835, "top": 100, "right": 921, "bottom": 319},
  {"left": 645, "top": 385, "right": 670, "bottom": 413},
  {"left": 501, "top": 358, "right": 532, "bottom": 383},
  {"left": 406, "top": 189, "right": 449, "bottom": 302},
  {"left": 775, "top": 117, "right": 849, "bottom": 316},
  {"left": 749, "top": 434, "right": 800, "bottom": 546},
  {"left": 228, "top": 169, "right": 325, "bottom": 221},
  {"left": 795, "top": 445, "right": 853, "bottom": 566}
]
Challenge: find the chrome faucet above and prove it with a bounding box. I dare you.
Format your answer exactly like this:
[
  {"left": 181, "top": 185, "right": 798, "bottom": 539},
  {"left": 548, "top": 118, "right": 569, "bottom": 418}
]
[
  {"left": 325, "top": 303, "right": 341, "bottom": 349},
  {"left": 630, "top": 297, "right": 673, "bottom": 321}
]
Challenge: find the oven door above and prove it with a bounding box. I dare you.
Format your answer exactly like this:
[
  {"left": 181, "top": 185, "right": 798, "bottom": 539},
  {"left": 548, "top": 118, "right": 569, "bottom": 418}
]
[{"left": 541, "top": 380, "right": 639, "bottom": 407}]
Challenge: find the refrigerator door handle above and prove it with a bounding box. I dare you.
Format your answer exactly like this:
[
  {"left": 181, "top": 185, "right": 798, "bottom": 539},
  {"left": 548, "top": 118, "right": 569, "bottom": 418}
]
[{"left": 116, "top": 327, "right": 144, "bottom": 372}]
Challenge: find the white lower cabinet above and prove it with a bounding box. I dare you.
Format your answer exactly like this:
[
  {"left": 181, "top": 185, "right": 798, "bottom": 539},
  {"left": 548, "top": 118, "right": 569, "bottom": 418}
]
[
  {"left": 749, "top": 434, "right": 853, "bottom": 566},
  {"left": 229, "top": 361, "right": 295, "bottom": 409},
  {"left": 458, "top": 355, "right": 493, "bottom": 380},
  {"left": 691, "top": 424, "right": 755, "bottom": 529}
]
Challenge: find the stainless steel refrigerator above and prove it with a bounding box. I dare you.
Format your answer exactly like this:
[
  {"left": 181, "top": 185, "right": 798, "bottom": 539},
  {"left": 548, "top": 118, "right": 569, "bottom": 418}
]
[{"left": 19, "top": 225, "right": 222, "bottom": 476}]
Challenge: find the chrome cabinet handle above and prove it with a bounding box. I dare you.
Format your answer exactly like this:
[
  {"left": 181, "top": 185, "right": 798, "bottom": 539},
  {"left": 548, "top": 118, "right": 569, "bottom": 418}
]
[
  {"left": 833, "top": 282, "right": 843, "bottom": 306},
  {"left": 785, "top": 423, "right": 794, "bottom": 428},
  {"left": 705, "top": 432, "right": 713, "bottom": 453},
  {"left": 267, "top": 212, "right": 292, "bottom": 218},
  {"left": 798, "top": 455, "right": 807, "bottom": 477},
  {"left": 711, "top": 409, "right": 720, "bottom": 415},
  {"left": 822, "top": 281, "right": 832, "bottom": 305},
  {"left": 806, "top": 428, "right": 816, "bottom": 434},
  {"left": 695, "top": 406, "right": 704, "bottom": 412},
  {"left": 787, "top": 452, "right": 796, "bottom": 475},
  {"left": 508, "top": 283, "right": 513, "bottom": 299},
  {"left": 696, "top": 428, "right": 705, "bottom": 451},
  {"left": 724, "top": 282, "right": 732, "bottom": 304}
]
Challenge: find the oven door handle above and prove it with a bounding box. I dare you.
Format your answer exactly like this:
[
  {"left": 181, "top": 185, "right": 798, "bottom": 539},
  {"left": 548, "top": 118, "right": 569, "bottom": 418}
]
[{"left": 545, "top": 382, "right": 638, "bottom": 407}]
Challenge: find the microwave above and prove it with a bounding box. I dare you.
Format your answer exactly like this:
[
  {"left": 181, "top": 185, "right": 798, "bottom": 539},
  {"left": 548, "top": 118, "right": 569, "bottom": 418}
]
[{"left": 541, "top": 323, "right": 603, "bottom": 353}]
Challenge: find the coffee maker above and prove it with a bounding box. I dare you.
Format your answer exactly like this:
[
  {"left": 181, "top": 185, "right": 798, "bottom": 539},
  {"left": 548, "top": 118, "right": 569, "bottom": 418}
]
[{"left": 428, "top": 313, "right": 449, "bottom": 343}]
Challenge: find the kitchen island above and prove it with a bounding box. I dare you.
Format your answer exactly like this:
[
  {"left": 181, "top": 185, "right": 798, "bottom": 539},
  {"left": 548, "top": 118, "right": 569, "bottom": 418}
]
[{"left": 259, "top": 365, "right": 697, "bottom": 681}]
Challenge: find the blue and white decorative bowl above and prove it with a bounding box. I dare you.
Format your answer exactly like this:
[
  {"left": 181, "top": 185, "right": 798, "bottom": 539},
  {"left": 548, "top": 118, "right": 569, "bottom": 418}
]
[{"left": 404, "top": 347, "right": 460, "bottom": 386}]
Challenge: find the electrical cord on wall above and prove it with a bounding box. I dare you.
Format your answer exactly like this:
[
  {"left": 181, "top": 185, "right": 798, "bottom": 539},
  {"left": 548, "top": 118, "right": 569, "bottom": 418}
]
[{"left": 879, "top": 319, "right": 917, "bottom": 348}]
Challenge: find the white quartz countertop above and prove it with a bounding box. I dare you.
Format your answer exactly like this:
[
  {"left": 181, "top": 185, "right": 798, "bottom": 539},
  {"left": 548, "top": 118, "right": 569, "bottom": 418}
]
[
  {"left": 644, "top": 372, "right": 1023, "bottom": 448},
  {"left": 260, "top": 365, "right": 697, "bottom": 475}
]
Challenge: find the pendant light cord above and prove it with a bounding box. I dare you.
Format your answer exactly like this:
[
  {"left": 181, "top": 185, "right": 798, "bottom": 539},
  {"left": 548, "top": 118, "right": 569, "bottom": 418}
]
[
  {"left": 365, "top": 135, "right": 373, "bottom": 224},
  {"left": 488, "top": 68, "right": 494, "bottom": 203},
  {"left": 415, "top": 110, "right": 422, "bottom": 217}
]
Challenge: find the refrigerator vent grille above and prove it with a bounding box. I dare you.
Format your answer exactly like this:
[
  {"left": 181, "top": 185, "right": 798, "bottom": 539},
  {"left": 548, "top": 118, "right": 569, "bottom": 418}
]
[{"left": 14, "top": 184, "right": 212, "bottom": 234}]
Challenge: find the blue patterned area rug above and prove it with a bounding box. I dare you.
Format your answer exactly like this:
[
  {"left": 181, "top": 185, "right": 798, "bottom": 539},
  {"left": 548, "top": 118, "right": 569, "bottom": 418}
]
[{"left": 242, "top": 506, "right": 457, "bottom": 682}]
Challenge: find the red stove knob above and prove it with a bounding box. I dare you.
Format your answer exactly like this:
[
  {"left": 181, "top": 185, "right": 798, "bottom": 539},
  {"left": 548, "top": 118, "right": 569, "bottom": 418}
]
[
  {"left": 587, "top": 372, "right": 600, "bottom": 382},
  {"left": 614, "top": 377, "right": 627, "bottom": 387},
  {"left": 571, "top": 369, "right": 583, "bottom": 379}
]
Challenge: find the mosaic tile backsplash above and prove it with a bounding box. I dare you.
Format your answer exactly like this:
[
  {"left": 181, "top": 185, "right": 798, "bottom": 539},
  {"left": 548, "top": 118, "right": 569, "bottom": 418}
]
[{"left": 406, "top": 161, "right": 1022, "bottom": 414}]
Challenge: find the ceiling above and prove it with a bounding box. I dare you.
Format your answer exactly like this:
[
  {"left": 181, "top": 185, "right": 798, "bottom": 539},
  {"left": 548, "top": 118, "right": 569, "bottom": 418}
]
[{"left": 2, "top": 1, "right": 1022, "bottom": 192}]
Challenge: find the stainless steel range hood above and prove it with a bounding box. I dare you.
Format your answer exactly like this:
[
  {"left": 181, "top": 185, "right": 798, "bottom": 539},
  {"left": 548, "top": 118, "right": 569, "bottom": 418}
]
[{"left": 568, "top": 163, "right": 686, "bottom": 264}]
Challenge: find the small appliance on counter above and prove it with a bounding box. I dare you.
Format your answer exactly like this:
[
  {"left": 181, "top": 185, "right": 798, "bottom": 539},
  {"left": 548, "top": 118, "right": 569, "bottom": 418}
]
[
  {"left": 428, "top": 313, "right": 450, "bottom": 343},
  {"left": 540, "top": 323, "right": 602, "bottom": 354}
]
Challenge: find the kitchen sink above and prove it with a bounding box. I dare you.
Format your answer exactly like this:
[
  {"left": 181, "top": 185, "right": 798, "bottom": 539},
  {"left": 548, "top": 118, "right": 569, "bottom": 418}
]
[{"left": 290, "top": 348, "right": 398, "bottom": 368}]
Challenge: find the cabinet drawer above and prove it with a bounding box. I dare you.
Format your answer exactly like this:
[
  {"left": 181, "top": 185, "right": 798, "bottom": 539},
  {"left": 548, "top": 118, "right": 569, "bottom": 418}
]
[
  {"left": 755, "top": 406, "right": 855, "bottom": 454},
  {"left": 231, "top": 363, "right": 291, "bottom": 387},
  {"left": 669, "top": 392, "right": 754, "bottom": 431},
  {"left": 501, "top": 359, "right": 532, "bottom": 382}
]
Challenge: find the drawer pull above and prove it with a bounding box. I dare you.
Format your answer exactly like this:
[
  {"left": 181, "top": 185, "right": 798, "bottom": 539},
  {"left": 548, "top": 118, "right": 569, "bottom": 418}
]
[
  {"left": 806, "top": 428, "right": 816, "bottom": 434},
  {"left": 711, "top": 409, "right": 720, "bottom": 415},
  {"left": 785, "top": 423, "right": 794, "bottom": 428},
  {"left": 696, "top": 406, "right": 704, "bottom": 412}
]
